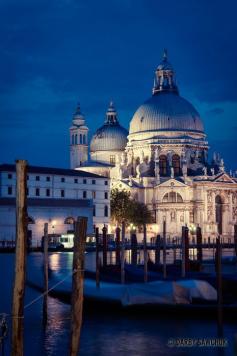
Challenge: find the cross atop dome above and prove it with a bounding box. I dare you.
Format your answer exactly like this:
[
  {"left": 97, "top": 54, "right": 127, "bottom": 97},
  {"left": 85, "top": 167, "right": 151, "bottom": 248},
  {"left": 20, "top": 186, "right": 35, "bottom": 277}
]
[
  {"left": 105, "top": 101, "right": 118, "bottom": 125},
  {"left": 152, "top": 49, "right": 178, "bottom": 95},
  {"left": 74, "top": 102, "right": 82, "bottom": 116}
]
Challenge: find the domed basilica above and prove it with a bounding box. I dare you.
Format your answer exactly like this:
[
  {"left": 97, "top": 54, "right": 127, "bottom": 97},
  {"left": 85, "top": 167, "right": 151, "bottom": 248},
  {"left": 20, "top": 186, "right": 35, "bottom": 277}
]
[{"left": 69, "top": 51, "right": 237, "bottom": 240}]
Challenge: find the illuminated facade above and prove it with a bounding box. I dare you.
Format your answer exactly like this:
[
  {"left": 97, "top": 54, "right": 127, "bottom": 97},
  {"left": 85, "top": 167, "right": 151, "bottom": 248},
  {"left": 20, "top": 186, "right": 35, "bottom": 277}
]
[
  {"left": 73, "top": 51, "right": 237, "bottom": 241},
  {"left": 0, "top": 164, "right": 110, "bottom": 245}
]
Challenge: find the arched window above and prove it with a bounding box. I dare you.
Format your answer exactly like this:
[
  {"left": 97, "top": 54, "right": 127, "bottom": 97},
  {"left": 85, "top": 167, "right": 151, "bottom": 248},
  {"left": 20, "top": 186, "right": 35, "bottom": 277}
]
[
  {"left": 159, "top": 155, "right": 167, "bottom": 176},
  {"left": 104, "top": 205, "right": 108, "bottom": 217},
  {"left": 172, "top": 154, "right": 180, "bottom": 176},
  {"left": 83, "top": 134, "right": 86, "bottom": 144},
  {"left": 75, "top": 134, "right": 78, "bottom": 144},
  {"left": 162, "top": 192, "right": 183, "bottom": 203},
  {"left": 72, "top": 135, "right": 74, "bottom": 145},
  {"left": 215, "top": 195, "right": 223, "bottom": 234},
  {"left": 80, "top": 134, "right": 82, "bottom": 144}
]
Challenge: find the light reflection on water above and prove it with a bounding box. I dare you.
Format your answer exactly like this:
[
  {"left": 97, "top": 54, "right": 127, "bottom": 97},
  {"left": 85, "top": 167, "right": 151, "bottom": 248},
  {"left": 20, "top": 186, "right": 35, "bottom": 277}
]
[{"left": 0, "top": 252, "right": 236, "bottom": 356}]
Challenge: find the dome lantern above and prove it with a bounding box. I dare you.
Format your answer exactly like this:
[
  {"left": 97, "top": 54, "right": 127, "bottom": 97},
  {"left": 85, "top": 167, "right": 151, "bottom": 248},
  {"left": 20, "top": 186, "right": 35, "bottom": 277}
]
[
  {"left": 105, "top": 101, "right": 118, "bottom": 125},
  {"left": 153, "top": 49, "right": 179, "bottom": 95}
]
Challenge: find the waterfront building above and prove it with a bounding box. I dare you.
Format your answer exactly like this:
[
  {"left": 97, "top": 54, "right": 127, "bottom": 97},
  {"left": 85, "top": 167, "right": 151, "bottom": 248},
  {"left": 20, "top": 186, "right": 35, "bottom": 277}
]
[
  {"left": 72, "top": 51, "right": 237, "bottom": 241},
  {"left": 0, "top": 164, "right": 110, "bottom": 245}
]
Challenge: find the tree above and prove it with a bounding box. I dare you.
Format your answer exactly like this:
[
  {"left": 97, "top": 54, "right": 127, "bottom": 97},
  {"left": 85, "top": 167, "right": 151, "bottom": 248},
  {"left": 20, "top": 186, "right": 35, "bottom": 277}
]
[
  {"left": 128, "top": 200, "right": 153, "bottom": 228},
  {"left": 110, "top": 188, "right": 132, "bottom": 225},
  {"left": 111, "top": 188, "right": 153, "bottom": 227}
]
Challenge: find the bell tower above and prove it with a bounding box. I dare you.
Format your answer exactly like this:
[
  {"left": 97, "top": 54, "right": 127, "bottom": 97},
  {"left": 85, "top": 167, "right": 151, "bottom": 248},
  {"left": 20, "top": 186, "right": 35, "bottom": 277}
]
[{"left": 69, "top": 103, "right": 89, "bottom": 169}]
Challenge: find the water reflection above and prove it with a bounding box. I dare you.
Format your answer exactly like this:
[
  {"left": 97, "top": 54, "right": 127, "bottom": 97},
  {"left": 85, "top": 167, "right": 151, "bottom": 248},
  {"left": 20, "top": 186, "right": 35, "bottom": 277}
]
[{"left": 1, "top": 252, "right": 236, "bottom": 356}]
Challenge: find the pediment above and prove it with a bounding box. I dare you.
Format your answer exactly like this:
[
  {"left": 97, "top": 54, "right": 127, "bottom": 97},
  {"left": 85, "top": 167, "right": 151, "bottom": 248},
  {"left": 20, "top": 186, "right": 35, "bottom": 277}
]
[
  {"left": 157, "top": 178, "right": 187, "bottom": 188},
  {"left": 213, "top": 173, "right": 235, "bottom": 183}
]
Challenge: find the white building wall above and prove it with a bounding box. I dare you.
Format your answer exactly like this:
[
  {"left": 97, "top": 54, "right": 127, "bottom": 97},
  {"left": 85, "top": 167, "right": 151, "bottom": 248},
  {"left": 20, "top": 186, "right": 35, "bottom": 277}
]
[{"left": 0, "top": 166, "right": 110, "bottom": 239}]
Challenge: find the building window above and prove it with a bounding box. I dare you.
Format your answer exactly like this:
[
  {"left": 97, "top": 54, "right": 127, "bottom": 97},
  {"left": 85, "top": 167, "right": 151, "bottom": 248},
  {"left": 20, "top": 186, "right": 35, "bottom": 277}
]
[
  {"left": 93, "top": 205, "right": 96, "bottom": 217},
  {"left": 80, "top": 134, "right": 82, "bottom": 144},
  {"left": 72, "top": 135, "right": 74, "bottom": 145},
  {"left": 104, "top": 180, "right": 108, "bottom": 185},
  {"left": 8, "top": 186, "right": 12, "bottom": 195},
  {"left": 61, "top": 177, "right": 65, "bottom": 183},
  {"left": 83, "top": 191, "right": 87, "bottom": 198},
  {"left": 104, "top": 205, "right": 108, "bottom": 217},
  {"left": 105, "top": 192, "right": 108, "bottom": 199},
  {"left": 8, "top": 173, "right": 12, "bottom": 179},
  {"left": 92, "top": 179, "right": 96, "bottom": 185},
  {"left": 110, "top": 155, "right": 115, "bottom": 165},
  {"left": 162, "top": 192, "right": 183, "bottom": 203},
  {"left": 46, "top": 176, "right": 50, "bottom": 182},
  {"left": 92, "top": 191, "right": 96, "bottom": 199},
  {"left": 189, "top": 211, "right": 194, "bottom": 223},
  {"left": 75, "top": 134, "right": 78, "bottom": 144},
  {"left": 83, "top": 179, "right": 87, "bottom": 184},
  {"left": 46, "top": 188, "right": 50, "bottom": 197},
  {"left": 36, "top": 188, "right": 40, "bottom": 196},
  {"left": 83, "top": 134, "right": 86, "bottom": 144},
  {"left": 74, "top": 178, "right": 78, "bottom": 183},
  {"left": 159, "top": 155, "right": 168, "bottom": 176},
  {"left": 172, "top": 154, "right": 181, "bottom": 176},
  {"left": 36, "top": 176, "right": 40, "bottom": 181},
  {"left": 26, "top": 188, "right": 29, "bottom": 196},
  {"left": 61, "top": 189, "right": 65, "bottom": 198}
]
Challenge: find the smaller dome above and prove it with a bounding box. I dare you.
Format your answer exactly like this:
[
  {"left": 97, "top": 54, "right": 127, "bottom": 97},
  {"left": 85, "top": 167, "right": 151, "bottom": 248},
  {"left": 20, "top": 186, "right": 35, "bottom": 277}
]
[{"left": 90, "top": 102, "right": 128, "bottom": 152}]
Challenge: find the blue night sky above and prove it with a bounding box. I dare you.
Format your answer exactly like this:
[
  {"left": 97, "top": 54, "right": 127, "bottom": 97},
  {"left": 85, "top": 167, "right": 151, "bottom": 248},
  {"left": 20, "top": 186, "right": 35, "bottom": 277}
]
[{"left": 1, "top": 0, "right": 237, "bottom": 170}]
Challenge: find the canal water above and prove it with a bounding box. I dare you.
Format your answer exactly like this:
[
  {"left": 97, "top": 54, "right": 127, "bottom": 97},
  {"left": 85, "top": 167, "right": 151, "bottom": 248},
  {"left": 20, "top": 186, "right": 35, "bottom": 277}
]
[{"left": 0, "top": 252, "right": 236, "bottom": 356}]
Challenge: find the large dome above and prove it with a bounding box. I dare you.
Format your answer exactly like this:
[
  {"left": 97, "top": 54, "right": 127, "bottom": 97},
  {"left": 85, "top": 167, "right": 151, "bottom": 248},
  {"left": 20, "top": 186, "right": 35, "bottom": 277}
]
[
  {"left": 129, "top": 92, "right": 204, "bottom": 135},
  {"left": 90, "top": 124, "right": 128, "bottom": 152},
  {"left": 90, "top": 102, "right": 128, "bottom": 153},
  {"left": 129, "top": 50, "right": 204, "bottom": 136}
]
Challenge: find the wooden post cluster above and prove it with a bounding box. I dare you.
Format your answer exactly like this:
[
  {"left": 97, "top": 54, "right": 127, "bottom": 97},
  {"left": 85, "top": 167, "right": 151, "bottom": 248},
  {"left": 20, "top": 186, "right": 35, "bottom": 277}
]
[
  {"left": 69, "top": 217, "right": 88, "bottom": 356},
  {"left": 11, "top": 160, "right": 28, "bottom": 356}
]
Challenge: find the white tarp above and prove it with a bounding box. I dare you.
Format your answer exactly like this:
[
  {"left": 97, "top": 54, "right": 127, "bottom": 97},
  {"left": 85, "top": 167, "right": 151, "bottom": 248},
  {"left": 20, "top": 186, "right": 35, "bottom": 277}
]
[{"left": 51, "top": 273, "right": 217, "bottom": 306}]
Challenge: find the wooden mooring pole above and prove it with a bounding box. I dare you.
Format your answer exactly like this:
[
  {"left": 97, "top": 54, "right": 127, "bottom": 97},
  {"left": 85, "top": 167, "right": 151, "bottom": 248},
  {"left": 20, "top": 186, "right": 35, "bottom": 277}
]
[
  {"left": 185, "top": 226, "right": 190, "bottom": 272},
  {"left": 181, "top": 226, "right": 186, "bottom": 278},
  {"left": 196, "top": 226, "right": 202, "bottom": 265},
  {"left": 155, "top": 234, "right": 161, "bottom": 265},
  {"left": 115, "top": 226, "right": 121, "bottom": 265},
  {"left": 121, "top": 221, "right": 125, "bottom": 284},
  {"left": 143, "top": 224, "right": 148, "bottom": 283},
  {"left": 11, "top": 160, "right": 27, "bottom": 356},
  {"left": 234, "top": 225, "right": 237, "bottom": 258},
  {"left": 95, "top": 227, "right": 100, "bottom": 288},
  {"left": 216, "top": 236, "right": 223, "bottom": 337},
  {"left": 43, "top": 222, "right": 49, "bottom": 324},
  {"left": 131, "top": 232, "right": 137, "bottom": 266},
  {"left": 163, "top": 220, "right": 167, "bottom": 279},
  {"left": 69, "top": 217, "right": 87, "bottom": 356},
  {"left": 102, "top": 225, "right": 107, "bottom": 267}
]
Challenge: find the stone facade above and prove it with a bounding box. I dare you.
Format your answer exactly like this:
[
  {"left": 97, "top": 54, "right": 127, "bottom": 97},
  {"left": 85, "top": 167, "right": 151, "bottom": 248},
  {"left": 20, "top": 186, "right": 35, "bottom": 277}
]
[{"left": 72, "top": 51, "right": 237, "bottom": 241}]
